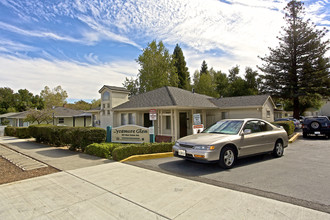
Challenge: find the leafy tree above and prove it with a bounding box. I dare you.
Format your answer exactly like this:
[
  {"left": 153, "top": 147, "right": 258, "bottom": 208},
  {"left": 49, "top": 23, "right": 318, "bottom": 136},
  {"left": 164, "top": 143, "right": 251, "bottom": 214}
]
[
  {"left": 66, "top": 100, "right": 91, "bottom": 110},
  {"left": 215, "top": 71, "right": 230, "bottom": 97},
  {"left": 24, "top": 109, "right": 53, "bottom": 124},
  {"left": 200, "top": 60, "right": 208, "bottom": 75},
  {"left": 193, "top": 69, "right": 218, "bottom": 97},
  {"left": 136, "top": 40, "right": 178, "bottom": 93},
  {"left": 123, "top": 77, "right": 139, "bottom": 96},
  {"left": 258, "top": 0, "right": 329, "bottom": 119},
  {"left": 244, "top": 67, "right": 260, "bottom": 95},
  {"left": 0, "top": 87, "right": 15, "bottom": 114},
  {"left": 0, "top": 87, "right": 44, "bottom": 113},
  {"left": 40, "top": 85, "right": 68, "bottom": 109},
  {"left": 283, "top": 94, "right": 323, "bottom": 115},
  {"left": 173, "top": 44, "right": 190, "bottom": 90},
  {"left": 228, "top": 65, "right": 240, "bottom": 83},
  {"left": 90, "top": 99, "right": 101, "bottom": 109}
]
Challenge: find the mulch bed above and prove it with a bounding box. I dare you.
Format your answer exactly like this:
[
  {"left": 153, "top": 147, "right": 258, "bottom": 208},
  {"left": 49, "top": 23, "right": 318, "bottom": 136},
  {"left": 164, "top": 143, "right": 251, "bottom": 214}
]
[{"left": 0, "top": 157, "right": 59, "bottom": 185}]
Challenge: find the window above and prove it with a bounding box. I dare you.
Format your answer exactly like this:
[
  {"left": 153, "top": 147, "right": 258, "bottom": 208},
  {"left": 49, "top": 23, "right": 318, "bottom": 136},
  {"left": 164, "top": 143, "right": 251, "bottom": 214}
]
[
  {"left": 259, "top": 121, "right": 273, "bottom": 131},
  {"left": 166, "top": 116, "right": 171, "bottom": 129},
  {"left": 107, "top": 103, "right": 110, "bottom": 108},
  {"left": 107, "top": 110, "right": 110, "bottom": 115},
  {"left": 128, "top": 113, "right": 135, "bottom": 124},
  {"left": 58, "top": 118, "right": 64, "bottom": 124},
  {"left": 102, "top": 91, "right": 110, "bottom": 101},
  {"left": 244, "top": 121, "right": 261, "bottom": 133},
  {"left": 103, "top": 104, "right": 105, "bottom": 109},
  {"left": 221, "top": 112, "right": 227, "bottom": 119},
  {"left": 121, "top": 113, "right": 127, "bottom": 125},
  {"left": 267, "top": 110, "right": 271, "bottom": 118}
]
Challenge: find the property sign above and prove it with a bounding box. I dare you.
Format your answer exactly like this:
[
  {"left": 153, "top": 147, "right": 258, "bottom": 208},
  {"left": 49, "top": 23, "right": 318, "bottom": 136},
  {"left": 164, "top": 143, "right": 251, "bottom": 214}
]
[
  {"left": 193, "top": 124, "right": 204, "bottom": 134},
  {"left": 149, "top": 109, "right": 157, "bottom": 121},
  {"left": 112, "top": 125, "right": 150, "bottom": 143},
  {"left": 193, "top": 113, "right": 201, "bottom": 125}
]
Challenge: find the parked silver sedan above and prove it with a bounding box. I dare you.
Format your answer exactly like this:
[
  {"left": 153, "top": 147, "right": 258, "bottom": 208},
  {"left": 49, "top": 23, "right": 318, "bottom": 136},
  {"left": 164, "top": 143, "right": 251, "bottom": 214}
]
[{"left": 173, "top": 119, "right": 288, "bottom": 169}]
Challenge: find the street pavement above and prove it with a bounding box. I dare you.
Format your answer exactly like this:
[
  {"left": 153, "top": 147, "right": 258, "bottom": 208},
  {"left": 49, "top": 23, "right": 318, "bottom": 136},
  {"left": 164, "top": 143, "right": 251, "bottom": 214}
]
[{"left": 0, "top": 136, "right": 330, "bottom": 219}]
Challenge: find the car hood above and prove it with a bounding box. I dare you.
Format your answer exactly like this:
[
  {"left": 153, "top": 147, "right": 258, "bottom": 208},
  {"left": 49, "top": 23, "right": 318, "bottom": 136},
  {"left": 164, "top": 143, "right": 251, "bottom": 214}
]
[{"left": 177, "top": 133, "right": 236, "bottom": 145}]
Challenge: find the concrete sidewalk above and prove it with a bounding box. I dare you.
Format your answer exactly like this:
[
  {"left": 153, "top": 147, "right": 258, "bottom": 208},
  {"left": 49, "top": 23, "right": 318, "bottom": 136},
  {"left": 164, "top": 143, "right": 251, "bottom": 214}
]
[
  {"left": 0, "top": 137, "right": 329, "bottom": 219},
  {"left": 0, "top": 136, "right": 111, "bottom": 171}
]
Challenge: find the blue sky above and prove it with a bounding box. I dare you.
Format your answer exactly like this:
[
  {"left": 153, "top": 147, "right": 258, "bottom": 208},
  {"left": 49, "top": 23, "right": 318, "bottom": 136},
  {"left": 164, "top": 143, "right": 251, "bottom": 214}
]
[{"left": 0, "top": 0, "right": 329, "bottom": 102}]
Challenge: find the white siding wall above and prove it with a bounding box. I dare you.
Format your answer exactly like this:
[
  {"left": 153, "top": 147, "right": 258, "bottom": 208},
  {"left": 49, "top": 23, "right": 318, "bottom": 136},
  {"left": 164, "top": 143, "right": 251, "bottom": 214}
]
[
  {"left": 228, "top": 108, "right": 262, "bottom": 119},
  {"left": 262, "top": 99, "right": 275, "bottom": 122}
]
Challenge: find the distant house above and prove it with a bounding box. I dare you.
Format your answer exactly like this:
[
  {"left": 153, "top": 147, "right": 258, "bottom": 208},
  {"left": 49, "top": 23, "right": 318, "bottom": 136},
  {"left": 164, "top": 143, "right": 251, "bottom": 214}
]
[
  {"left": 97, "top": 85, "right": 276, "bottom": 141},
  {"left": 0, "top": 107, "right": 92, "bottom": 127}
]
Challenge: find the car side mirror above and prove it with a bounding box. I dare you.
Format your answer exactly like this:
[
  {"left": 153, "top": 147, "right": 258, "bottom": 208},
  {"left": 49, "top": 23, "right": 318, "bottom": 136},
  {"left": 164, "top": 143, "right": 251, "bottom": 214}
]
[{"left": 243, "top": 129, "right": 252, "bottom": 135}]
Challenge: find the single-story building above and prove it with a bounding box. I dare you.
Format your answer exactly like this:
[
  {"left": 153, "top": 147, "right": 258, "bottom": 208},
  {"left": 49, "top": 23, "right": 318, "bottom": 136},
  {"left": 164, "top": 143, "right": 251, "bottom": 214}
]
[
  {"left": 0, "top": 107, "right": 92, "bottom": 127},
  {"left": 97, "top": 85, "right": 276, "bottom": 142}
]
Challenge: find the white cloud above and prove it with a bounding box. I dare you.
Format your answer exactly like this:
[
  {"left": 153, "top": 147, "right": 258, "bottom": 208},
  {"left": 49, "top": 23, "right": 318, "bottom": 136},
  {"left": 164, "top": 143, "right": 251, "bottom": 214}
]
[
  {"left": 0, "top": 21, "right": 83, "bottom": 43},
  {"left": 0, "top": 55, "right": 139, "bottom": 100}
]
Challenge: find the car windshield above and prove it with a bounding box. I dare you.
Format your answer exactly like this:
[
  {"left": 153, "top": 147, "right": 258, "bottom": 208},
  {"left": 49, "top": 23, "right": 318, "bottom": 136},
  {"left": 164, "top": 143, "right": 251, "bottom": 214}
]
[{"left": 202, "top": 120, "right": 244, "bottom": 135}]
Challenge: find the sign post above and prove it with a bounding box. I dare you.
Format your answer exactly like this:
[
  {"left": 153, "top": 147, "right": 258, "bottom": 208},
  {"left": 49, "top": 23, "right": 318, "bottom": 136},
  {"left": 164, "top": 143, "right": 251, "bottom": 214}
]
[{"left": 149, "top": 109, "right": 157, "bottom": 143}]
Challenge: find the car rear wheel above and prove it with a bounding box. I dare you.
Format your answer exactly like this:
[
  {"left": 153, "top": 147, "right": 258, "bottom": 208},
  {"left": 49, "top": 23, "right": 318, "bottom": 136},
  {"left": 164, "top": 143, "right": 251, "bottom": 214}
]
[
  {"left": 272, "top": 140, "right": 284, "bottom": 158},
  {"left": 219, "top": 146, "right": 236, "bottom": 169}
]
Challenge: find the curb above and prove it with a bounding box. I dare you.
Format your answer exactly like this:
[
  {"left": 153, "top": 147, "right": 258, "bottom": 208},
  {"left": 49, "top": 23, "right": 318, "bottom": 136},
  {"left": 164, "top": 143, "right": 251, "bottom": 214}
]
[
  {"left": 289, "top": 133, "right": 300, "bottom": 143},
  {"left": 120, "top": 152, "right": 173, "bottom": 163}
]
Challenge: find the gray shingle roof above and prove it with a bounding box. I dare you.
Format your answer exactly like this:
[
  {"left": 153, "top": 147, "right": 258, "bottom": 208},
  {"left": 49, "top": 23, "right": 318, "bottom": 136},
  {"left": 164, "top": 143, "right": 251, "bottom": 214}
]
[
  {"left": 53, "top": 107, "right": 84, "bottom": 117},
  {"left": 99, "top": 85, "right": 129, "bottom": 93},
  {"left": 113, "top": 86, "right": 217, "bottom": 110},
  {"left": 210, "top": 95, "right": 271, "bottom": 108}
]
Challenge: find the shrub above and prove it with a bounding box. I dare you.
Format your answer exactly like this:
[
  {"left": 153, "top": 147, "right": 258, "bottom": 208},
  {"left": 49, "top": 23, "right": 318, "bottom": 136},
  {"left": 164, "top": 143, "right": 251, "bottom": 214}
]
[
  {"left": 29, "top": 124, "right": 54, "bottom": 143},
  {"left": 84, "top": 143, "right": 122, "bottom": 159},
  {"left": 272, "top": 121, "right": 295, "bottom": 136},
  {"left": 4, "top": 126, "right": 16, "bottom": 136},
  {"left": 28, "top": 125, "right": 106, "bottom": 151},
  {"left": 112, "top": 142, "right": 174, "bottom": 161},
  {"left": 16, "top": 127, "right": 31, "bottom": 138},
  {"left": 69, "top": 127, "right": 106, "bottom": 151}
]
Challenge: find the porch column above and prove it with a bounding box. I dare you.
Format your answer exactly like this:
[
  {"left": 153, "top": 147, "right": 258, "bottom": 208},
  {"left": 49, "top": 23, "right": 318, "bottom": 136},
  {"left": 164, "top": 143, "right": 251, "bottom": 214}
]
[
  {"left": 202, "top": 110, "right": 207, "bottom": 126},
  {"left": 174, "top": 109, "right": 178, "bottom": 141},
  {"left": 171, "top": 109, "right": 174, "bottom": 141}
]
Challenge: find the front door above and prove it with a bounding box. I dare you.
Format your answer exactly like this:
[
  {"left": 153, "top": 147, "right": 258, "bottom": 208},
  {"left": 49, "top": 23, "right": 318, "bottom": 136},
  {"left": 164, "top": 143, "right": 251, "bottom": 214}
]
[{"left": 179, "top": 112, "right": 188, "bottom": 138}]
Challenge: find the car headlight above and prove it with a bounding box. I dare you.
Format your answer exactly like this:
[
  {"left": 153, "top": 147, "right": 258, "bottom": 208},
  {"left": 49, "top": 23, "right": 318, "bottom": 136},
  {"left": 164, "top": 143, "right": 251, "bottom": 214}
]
[
  {"left": 174, "top": 142, "right": 180, "bottom": 147},
  {"left": 193, "top": 145, "right": 215, "bottom": 150}
]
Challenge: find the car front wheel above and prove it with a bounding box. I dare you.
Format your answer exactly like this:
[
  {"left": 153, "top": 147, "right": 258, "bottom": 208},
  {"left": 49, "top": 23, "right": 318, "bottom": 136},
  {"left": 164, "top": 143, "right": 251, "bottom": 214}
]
[
  {"left": 272, "top": 140, "right": 284, "bottom": 158},
  {"left": 219, "top": 146, "right": 236, "bottom": 169}
]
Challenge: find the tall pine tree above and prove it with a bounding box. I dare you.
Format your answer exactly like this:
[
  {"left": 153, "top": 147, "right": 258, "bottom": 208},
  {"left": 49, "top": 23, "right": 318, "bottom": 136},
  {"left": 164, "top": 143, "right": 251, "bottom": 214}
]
[
  {"left": 258, "top": 0, "right": 329, "bottom": 119},
  {"left": 173, "top": 44, "right": 190, "bottom": 90}
]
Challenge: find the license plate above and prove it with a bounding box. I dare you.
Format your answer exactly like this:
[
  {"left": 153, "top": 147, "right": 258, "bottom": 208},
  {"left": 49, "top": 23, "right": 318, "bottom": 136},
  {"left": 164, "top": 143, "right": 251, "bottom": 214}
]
[
  {"left": 178, "top": 150, "right": 186, "bottom": 156},
  {"left": 314, "top": 131, "right": 321, "bottom": 135}
]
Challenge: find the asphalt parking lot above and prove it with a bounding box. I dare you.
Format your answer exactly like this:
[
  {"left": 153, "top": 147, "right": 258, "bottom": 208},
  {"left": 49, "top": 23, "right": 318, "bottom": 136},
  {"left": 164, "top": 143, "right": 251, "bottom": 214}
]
[{"left": 128, "top": 136, "right": 330, "bottom": 213}]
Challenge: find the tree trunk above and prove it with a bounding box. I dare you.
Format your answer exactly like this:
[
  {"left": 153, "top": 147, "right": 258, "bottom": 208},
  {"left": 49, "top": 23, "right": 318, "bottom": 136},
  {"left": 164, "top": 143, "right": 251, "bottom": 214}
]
[{"left": 293, "top": 97, "right": 300, "bottom": 119}]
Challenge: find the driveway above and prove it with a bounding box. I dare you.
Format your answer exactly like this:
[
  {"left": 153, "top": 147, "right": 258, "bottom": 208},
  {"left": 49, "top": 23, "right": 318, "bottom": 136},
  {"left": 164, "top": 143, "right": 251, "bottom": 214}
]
[{"left": 128, "top": 136, "right": 330, "bottom": 213}]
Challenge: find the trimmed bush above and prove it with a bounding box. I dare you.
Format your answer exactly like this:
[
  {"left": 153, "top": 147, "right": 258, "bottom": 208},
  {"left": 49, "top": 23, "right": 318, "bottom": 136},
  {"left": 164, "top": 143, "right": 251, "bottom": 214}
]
[
  {"left": 112, "top": 142, "right": 174, "bottom": 161},
  {"left": 85, "top": 143, "right": 122, "bottom": 159},
  {"left": 4, "top": 126, "right": 16, "bottom": 136},
  {"left": 16, "top": 127, "right": 31, "bottom": 138},
  {"left": 69, "top": 127, "right": 106, "bottom": 152},
  {"left": 28, "top": 125, "right": 106, "bottom": 151},
  {"left": 272, "top": 121, "right": 295, "bottom": 136}
]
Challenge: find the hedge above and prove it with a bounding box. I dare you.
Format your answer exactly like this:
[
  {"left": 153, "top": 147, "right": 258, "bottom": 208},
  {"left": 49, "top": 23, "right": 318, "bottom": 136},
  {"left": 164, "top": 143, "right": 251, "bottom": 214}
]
[
  {"left": 4, "top": 126, "right": 17, "bottom": 137},
  {"left": 29, "top": 125, "right": 106, "bottom": 151},
  {"left": 272, "top": 121, "right": 295, "bottom": 136},
  {"left": 16, "top": 127, "right": 31, "bottom": 138},
  {"left": 112, "top": 142, "right": 174, "bottom": 161},
  {"left": 84, "top": 143, "right": 122, "bottom": 159}
]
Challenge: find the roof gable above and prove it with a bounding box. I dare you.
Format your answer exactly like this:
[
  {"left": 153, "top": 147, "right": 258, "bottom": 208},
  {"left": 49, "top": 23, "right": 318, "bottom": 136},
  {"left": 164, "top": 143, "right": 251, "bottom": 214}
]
[{"left": 99, "top": 85, "right": 129, "bottom": 94}]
